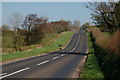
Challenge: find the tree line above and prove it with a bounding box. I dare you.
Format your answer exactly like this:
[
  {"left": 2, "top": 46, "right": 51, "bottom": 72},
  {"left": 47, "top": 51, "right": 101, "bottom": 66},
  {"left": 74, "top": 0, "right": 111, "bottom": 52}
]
[
  {"left": 87, "top": 1, "right": 120, "bottom": 34},
  {"left": 2, "top": 13, "right": 80, "bottom": 51}
]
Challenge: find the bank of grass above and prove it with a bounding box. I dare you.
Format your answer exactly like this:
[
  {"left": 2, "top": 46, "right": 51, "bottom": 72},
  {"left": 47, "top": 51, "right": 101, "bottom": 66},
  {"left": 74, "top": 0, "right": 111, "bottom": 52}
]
[
  {"left": 80, "top": 32, "right": 104, "bottom": 78},
  {"left": 1, "top": 31, "right": 73, "bottom": 63},
  {"left": 40, "top": 33, "right": 57, "bottom": 47}
]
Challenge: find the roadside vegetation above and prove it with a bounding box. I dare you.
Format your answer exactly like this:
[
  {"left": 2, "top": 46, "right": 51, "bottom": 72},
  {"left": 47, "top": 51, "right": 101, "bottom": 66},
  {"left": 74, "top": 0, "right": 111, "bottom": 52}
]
[
  {"left": 1, "top": 13, "right": 80, "bottom": 54},
  {"left": 1, "top": 31, "right": 73, "bottom": 63},
  {"left": 80, "top": 32, "right": 104, "bottom": 78},
  {"left": 81, "top": 1, "right": 120, "bottom": 79},
  {"left": 1, "top": 12, "right": 80, "bottom": 63},
  {"left": 90, "top": 28, "right": 120, "bottom": 80},
  {"left": 91, "top": 29, "right": 119, "bottom": 55}
]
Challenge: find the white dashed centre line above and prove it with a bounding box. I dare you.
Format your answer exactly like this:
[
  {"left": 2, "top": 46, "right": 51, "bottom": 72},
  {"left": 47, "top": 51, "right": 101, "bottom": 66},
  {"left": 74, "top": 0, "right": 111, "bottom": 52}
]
[
  {"left": 61, "top": 54, "right": 65, "bottom": 56},
  {"left": 37, "top": 60, "right": 49, "bottom": 65},
  {"left": 0, "top": 73, "right": 7, "bottom": 76},
  {"left": 0, "top": 32, "right": 82, "bottom": 79},
  {"left": 52, "top": 56, "right": 60, "bottom": 60},
  {"left": 0, "top": 67, "right": 29, "bottom": 79}
]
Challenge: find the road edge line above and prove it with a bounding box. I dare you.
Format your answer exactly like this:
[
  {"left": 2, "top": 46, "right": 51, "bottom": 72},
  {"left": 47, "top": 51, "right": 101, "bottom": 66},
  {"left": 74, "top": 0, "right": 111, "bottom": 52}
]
[{"left": 72, "top": 49, "right": 88, "bottom": 78}]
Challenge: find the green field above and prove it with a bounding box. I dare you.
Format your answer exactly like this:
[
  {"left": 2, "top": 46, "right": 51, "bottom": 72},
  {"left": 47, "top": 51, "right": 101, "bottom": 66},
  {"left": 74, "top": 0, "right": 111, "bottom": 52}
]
[
  {"left": 40, "top": 33, "right": 58, "bottom": 47},
  {"left": 1, "top": 31, "right": 73, "bottom": 63}
]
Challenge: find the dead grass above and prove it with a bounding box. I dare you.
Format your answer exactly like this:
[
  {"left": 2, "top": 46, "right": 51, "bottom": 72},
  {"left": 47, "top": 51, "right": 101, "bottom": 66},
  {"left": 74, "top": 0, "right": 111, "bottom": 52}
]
[
  {"left": 109, "top": 30, "right": 120, "bottom": 55},
  {"left": 91, "top": 29, "right": 120, "bottom": 55}
]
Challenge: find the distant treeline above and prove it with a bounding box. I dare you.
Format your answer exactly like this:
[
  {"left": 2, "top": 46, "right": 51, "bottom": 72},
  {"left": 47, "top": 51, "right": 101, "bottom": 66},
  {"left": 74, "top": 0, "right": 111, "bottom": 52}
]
[{"left": 2, "top": 13, "right": 80, "bottom": 52}]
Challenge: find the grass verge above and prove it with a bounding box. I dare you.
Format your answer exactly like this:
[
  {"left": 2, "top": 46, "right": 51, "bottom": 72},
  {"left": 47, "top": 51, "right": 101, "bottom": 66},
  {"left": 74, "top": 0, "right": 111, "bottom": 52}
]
[
  {"left": 1, "top": 31, "right": 73, "bottom": 63},
  {"left": 80, "top": 32, "right": 104, "bottom": 78},
  {"left": 40, "top": 33, "right": 58, "bottom": 47}
]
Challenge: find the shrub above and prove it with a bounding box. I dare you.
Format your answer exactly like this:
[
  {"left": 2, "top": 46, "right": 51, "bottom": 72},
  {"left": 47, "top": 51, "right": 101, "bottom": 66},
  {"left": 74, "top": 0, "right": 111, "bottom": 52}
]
[
  {"left": 90, "top": 30, "right": 120, "bottom": 79},
  {"left": 2, "top": 35, "right": 14, "bottom": 48},
  {"left": 109, "top": 30, "right": 120, "bottom": 55},
  {"left": 91, "top": 29, "right": 120, "bottom": 55}
]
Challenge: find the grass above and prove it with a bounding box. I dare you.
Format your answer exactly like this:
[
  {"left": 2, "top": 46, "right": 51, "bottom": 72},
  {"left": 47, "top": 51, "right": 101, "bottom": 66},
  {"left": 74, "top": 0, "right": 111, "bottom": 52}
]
[
  {"left": 87, "top": 33, "right": 94, "bottom": 54},
  {"left": 80, "top": 32, "right": 104, "bottom": 79},
  {"left": 1, "top": 31, "right": 73, "bottom": 63},
  {"left": 40, "top": 33, "right": 57, "bottom": 46}
]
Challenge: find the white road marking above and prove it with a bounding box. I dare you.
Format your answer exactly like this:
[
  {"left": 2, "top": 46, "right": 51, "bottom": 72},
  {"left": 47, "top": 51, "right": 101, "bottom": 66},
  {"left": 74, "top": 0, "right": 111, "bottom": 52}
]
[
  {"left": 0, "top": 67, "right": 29, "bottom": 79},
  {"left": 0, "top": 32, "right": 83, "bottom": 79},
  {"left": 70, "top": 34, "right": 80, "bottom": 52},
  {"left": 0, "top": 73, "right": 7, "bottom": 76},
  {"left": 61, "top": 54, "right": 65, "bottom": 56},
  {"left": 69, "top": 51, "right": 72, "bottom": 52},
  {"left": 52, "top": 56, "right": 59, "bottom": 60},
  {"left": 61, "top": 33, "right": 80, "bottom": 55},
  {"left": 37, "top": 60, "right": 49, "bottom": 65}
]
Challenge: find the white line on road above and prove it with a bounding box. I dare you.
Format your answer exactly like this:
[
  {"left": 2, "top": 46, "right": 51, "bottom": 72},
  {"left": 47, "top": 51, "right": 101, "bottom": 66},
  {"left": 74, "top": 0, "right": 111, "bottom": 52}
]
[
  {"left": 0, "top": 67, "right": 29, "bottom": 79},
  {"left": 60, "top": 33, "right": 81, "bottom": 56},
  {"left": 0, "top": 73, "right": 7, "bottom": 76},
  {"left": 61, "top": 54, "right": 65, "bottom": 56},
  {"left": 0, "top": 31, "right": 83, "bottom": 79},
  {"left": 69, "top": 51, "right": 72, "bottom": 52},
  {"left": 66, "top": 34, "right": 80, "bottom": 54},
  {"left": 70, "top": 34, "right": 80, "bottom": 52},
  {"left": 37, "top": 60, "right": 49, "bottom": 65},
  {"left": 52, "top": 56, "right": 59, "bottom": 60}
]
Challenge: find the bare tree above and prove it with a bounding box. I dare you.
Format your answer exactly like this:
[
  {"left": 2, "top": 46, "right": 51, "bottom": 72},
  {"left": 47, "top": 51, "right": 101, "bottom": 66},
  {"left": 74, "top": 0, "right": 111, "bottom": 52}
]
[
  {"left": 9, "top": 13, "right": 23, "bottom": 51},
  {"left": 87, "top": 1, "right": 120, "bottom": 34},
  {"left": 21, "top": 14, "right": 48, "bottom": 45},
  {"left": 73, "top": 20, "right": 80, "bottom": 27}
]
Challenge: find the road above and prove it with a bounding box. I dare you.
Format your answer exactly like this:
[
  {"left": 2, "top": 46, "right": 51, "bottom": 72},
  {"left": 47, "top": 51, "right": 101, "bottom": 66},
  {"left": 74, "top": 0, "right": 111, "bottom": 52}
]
[{"left": 0, "top": 28, "right": 88, "bottom": 79}]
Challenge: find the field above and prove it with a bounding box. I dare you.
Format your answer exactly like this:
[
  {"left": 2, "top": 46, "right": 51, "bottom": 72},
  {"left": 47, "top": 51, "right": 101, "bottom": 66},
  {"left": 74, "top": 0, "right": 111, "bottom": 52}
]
[{"left": 1, "top": 31, "right": 73, "bottom": 63}]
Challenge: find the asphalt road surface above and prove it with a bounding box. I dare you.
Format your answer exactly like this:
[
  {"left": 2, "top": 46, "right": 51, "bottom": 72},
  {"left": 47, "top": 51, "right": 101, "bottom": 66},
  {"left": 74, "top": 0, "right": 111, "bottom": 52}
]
[{"left": 0, "top": 28, "right": 88, "bottom": 79}]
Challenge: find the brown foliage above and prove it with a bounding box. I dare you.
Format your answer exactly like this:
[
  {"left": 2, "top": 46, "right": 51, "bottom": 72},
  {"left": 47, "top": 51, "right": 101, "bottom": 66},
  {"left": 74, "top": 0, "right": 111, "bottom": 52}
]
[
  {"left": 21, "top": 14, "right": 48, "bottom": 45},
  {"left": 46, "top": 20, "right": 70, "bottom": 34},
  {"left": 109, "top": 30, "right": 120, "bottom": 54},
  {"left": 90, "top": 25, "right": 97, "bottom": 27},
  {"left": 88, "top": 1, "right": 120, "bottom": 34},
  {"left": 91, "top": 29, "right": 120, "bottom": 55}
]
